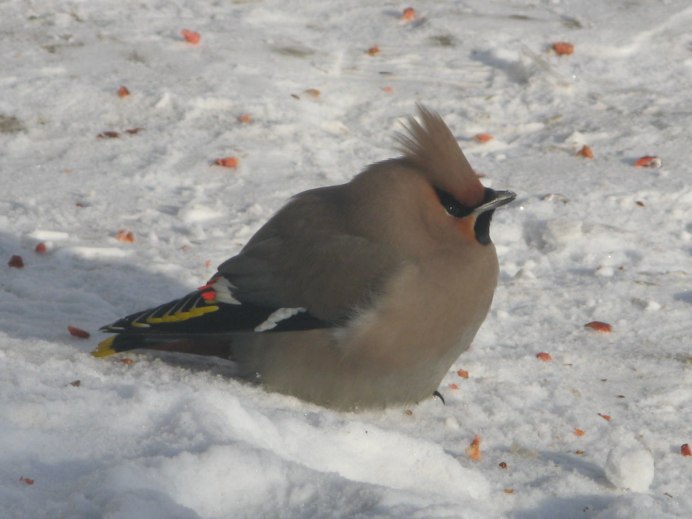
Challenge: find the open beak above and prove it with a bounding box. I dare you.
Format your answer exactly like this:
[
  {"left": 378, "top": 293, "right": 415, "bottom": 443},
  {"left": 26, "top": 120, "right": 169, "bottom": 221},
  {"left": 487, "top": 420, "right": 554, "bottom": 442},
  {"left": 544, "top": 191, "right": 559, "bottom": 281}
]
[{"left": 472, "top": 189, "right": 517, "bottom": 216}]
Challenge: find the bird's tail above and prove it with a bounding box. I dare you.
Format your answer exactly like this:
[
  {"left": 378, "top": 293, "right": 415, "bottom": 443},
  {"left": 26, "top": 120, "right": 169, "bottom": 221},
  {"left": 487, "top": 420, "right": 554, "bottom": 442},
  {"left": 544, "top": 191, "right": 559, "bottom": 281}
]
[{"left": 91, "top": 333, "right": 233, "bottom": 358}]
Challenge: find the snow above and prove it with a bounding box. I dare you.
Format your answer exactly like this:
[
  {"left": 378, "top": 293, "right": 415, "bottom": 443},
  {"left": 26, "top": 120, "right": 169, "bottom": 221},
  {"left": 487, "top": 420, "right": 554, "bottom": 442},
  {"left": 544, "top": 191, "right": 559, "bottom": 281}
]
[
  {"left": 1, "top": 0, "right": 691, "bottom": 517},
  {"left": 604, "top": 436, "right": 655, "bottom": 492}
]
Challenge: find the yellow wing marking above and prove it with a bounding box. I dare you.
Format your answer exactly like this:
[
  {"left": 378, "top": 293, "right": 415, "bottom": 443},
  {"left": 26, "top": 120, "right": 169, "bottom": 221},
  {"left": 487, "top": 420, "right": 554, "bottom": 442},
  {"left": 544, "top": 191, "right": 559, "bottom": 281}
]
[
  {"left": 91, "top": 336, "right": 117, "bottom": 358},
  {"left": 145, "top": 304, "right": 219, "bottom": 324}
]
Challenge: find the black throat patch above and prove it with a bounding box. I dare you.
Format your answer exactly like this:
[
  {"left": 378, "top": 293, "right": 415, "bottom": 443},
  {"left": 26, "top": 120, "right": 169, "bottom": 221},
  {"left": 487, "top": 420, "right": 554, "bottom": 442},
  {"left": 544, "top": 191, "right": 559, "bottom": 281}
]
[
  {"left": 474, "top": 210, "right": 495, "bottom": 245},
  {"left": 473, "top": 188, "right": 498, "bottom": 245}
]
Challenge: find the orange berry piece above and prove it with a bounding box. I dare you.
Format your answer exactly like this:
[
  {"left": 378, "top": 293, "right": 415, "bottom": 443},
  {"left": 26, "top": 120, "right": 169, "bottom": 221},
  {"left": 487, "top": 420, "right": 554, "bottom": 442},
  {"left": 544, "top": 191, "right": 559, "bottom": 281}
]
[
  {"left": 584, "top": 321, "right": 612, "bottom": 333},
  {"left": 181, "top": 29, "right": 201, "bottom": 44},
  {"left": 634, "top": 156, "right": 661, "bottom": 168},
  {"left": 402, "top": 7, "right": 416, "bottom": 21},
  {"left": 578, "top": 145, "right": 593, "bottom": 158},
  {"left": 68, "top": 325, "right": 90, "bottom": 339},
  {"left": 466, "top": 435, "right": 481, "bottom": 461},
  {"left": 552, "top": 42, "right": 574, "bottom": 55},
  {"left": 214, "top": 156, "right": 239, "bottom": 169},
  {"left": 115, "top": 229, "right": 135, "bottom": 243}
]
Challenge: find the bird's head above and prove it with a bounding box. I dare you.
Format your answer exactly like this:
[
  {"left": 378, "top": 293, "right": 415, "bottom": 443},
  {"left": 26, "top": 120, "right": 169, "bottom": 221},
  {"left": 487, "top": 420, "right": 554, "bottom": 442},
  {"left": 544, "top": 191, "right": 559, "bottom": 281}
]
[{"left": 396, "top": 105, "right": 516, "bottom": 247}]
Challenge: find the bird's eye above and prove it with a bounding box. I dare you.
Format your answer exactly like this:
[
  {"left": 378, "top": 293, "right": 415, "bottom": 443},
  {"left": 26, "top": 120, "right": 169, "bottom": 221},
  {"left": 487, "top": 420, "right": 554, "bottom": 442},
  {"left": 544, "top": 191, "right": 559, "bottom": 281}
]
[{"left": 435, "top": 189, "right": 471, "bottom": 218}]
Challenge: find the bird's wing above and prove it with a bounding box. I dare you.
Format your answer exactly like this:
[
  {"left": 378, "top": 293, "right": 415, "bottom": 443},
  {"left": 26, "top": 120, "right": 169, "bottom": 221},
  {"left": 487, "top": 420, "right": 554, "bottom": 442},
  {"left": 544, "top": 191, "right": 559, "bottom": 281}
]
[
  {"left": 217, "top": 188, "right": 405, "bottom": 322},
  {"left": 219, "top": 232, "right": 403, "bottom": 322},
  {"left": 99, "top": 275, "right": 327, "bottom": 336},
  {"left": 93, "top": 274, "right": 331, "bottom": 357},
  {"left": 95, "top": 188, "right": 404, "bottom": 357}
]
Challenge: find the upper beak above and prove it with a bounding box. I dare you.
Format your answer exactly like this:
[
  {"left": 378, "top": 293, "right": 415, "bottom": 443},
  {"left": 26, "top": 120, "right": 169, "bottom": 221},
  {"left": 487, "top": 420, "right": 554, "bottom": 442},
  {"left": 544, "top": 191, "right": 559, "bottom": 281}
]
[{"left": 472, "top": 189, "right": 517, "bottom": 215}]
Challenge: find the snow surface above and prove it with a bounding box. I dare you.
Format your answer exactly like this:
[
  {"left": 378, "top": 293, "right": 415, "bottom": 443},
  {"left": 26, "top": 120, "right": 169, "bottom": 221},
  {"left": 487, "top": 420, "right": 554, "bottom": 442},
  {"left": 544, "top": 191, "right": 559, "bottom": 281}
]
[{"left": 1, "top": 0, "right": 691, "bottom": 517}]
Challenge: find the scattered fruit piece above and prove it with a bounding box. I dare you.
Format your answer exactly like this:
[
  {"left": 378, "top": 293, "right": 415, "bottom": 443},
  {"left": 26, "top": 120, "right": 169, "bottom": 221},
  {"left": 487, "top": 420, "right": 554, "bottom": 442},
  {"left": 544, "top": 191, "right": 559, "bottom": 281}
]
[
  {"left": 214, "top": 156, "right": 239, "bottom": 169},
  {"left": 120, "top": 358, "right": 135, "bottom": 365},
  {"left": 552, "top": 41, "right": 574, "bottom": 56},
  {"left": 598, "top": 413, "right": 612, "bottom": 422},
  {"left": 634, "top": 155, "right": 661, "bottom": 168},
  {"left": 473, "top": 133, "right": 493, "bottom": 143},
  {"left": 401, "top": 7, "right": 416, "bottom": 21},
  {"left": 98, "top": 128, "right": 141, "bottom": 138},
  {"left": 115, "top": 229, "right": 135, "bottom": 243},
  {"left": 574, "top": 428, "right": 586, "bottom": 437},
  {"left": 504, "top": 488, "right": 514, "bottom": 494},
  {"left": 404, "top": 409, "right": 413, "bottom": 416},
  {"left": 578, "top": 145, "right": 593, "bottom": 158},
  {"left": 117, "top": 85, "right": 130, "bottom": 98},
  {"left": 367, "top": 45, "right": 380, "bottom": 56},
  {"left": 575, "top": 450, "right": 585, "bottom": 456},
  {"left": 382, "top": 86, "right": 394, "bottom": 94},
  {"left": 682, "top": 444, "right": 691, "bottom": 457},
  {"left": 304, "top": 88, "right": 321, "bottom": 98},
  {"left": 448, "top": 383, "right": 459, "bottom": 390},
  {"left": 97, "top": 131, "right": 120, "bottom": 139},
  {"left": 457, "top": 369, "right": 469, "bottom": 379},
  {"left": 19, "top": 476, "right": 34, "bottom": 486},
  {"left": 238, "top": 113, "right": 252, "bottom": 124},
  {"left": 499, "top": 461, "right": 508, "bottom": 469},
  {"left": 8, "top": 255, "right": 24, "bottom": 268},
  {"left": 584, "top": 321, "right": 612, "bottom": 333},
  {"left": 181, "top": 29, "right": 201, "bottom": 44},
  {"left": 68, "top": 325, "right": 90, "bottom": 339},
  {"left": 466, "top": 435, "right": 481, "bottom": 461},
  {"left": 536, "top": 352, "right": 552, "bottom": 362},
  {"left": 35, "top": 242, "right": 47, "bottom": 254}
]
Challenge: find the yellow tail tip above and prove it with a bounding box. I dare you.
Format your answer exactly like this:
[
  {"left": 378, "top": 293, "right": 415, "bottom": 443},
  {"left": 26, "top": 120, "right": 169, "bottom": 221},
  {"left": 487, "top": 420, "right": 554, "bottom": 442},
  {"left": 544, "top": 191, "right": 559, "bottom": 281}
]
[{"left": 91, "top": 336, "right": 117, "bottom": 358}]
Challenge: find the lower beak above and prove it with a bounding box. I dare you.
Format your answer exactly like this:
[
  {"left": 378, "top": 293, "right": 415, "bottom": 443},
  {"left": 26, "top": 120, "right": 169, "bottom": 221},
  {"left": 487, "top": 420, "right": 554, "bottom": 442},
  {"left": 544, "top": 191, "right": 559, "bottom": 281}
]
[{"left": 473, "top": 189, "right": 517, "bottom": 215}]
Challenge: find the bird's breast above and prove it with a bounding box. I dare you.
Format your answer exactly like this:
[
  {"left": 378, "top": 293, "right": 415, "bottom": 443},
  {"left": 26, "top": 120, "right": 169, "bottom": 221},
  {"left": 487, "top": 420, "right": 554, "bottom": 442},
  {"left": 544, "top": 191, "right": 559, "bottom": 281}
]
[
  {"left": 454, "top": 215, "right": 478, "bottom": 244},
  {"left": 342, "top": 246, "right": 498, "bottom": 369}
]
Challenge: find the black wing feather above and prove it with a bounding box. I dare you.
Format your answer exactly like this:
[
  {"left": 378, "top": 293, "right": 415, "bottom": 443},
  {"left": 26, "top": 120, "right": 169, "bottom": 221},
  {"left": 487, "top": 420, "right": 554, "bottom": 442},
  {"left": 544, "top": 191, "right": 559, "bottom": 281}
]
[{"left": 100, "top": 275, "right": 332, "bottom": 336}]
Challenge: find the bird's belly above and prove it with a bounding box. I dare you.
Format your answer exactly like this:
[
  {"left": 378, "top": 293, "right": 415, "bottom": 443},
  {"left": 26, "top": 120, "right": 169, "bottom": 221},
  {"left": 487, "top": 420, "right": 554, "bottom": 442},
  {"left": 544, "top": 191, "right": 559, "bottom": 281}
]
[{"left": 259, "top": 255, "right": 498, "bottom": 410}]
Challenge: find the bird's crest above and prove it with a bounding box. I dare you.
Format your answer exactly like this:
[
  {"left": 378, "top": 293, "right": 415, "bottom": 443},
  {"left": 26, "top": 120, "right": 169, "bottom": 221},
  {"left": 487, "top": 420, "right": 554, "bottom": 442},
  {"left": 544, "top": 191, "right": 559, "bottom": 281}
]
[{"left": 396, "top": 105, "right": 485, "bottom": 207}]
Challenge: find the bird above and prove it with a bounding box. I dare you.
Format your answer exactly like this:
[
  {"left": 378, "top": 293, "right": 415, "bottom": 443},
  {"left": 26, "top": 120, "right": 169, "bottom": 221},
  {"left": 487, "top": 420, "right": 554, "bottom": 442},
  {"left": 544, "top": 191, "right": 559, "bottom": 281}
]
[{"left": 93, "top": 105, "right": 516, "bottom": 411}]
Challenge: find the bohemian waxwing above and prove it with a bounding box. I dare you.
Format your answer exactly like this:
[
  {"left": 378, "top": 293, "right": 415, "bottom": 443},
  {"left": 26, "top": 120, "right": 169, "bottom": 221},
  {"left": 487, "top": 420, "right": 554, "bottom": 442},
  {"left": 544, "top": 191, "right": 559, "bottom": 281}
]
[{"left": 93, "top": 105, "right": 516, "bottom": 411}]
